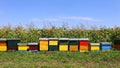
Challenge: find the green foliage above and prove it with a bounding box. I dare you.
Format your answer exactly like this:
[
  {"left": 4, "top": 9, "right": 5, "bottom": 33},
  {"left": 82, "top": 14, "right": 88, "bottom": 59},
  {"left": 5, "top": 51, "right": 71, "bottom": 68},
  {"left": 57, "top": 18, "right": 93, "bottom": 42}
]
[
  {"left": 0, "top": 24, "right": 120, "bottom": 43},
  {"left": 0, "top": 51, "right": 120, "bottom": 68}
]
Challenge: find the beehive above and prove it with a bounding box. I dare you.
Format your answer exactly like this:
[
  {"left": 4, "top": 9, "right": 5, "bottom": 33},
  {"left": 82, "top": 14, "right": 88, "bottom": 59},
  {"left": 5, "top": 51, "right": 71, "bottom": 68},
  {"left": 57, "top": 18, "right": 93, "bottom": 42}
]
[
  {"left": 49, "top": 38, "right": 58, "bottom": 51},
  {"left": 39, "top": 38, "right": 48, "bottom": 51},
  {"left": 18, "top": 43, "right": 29, "bottom": 52},
  {"left": 114, "top": 39, "right": 120, "bottom": 50},
  {"left": 79, "top": 38, "right": 89, "bottom": 52},
  {"left": 69, "top": 38, "right": 78, "bottom": 51},
  {"left": 28, "top": 43, "right": 38, "bottom": 52},
  {"left": 0, "top": 38, "right": 7, "bottom": 51},
  {"left": 100, "top": 42, "right": 111, "bottom": 51},
  {"left": 7, "top": 38, "right": 20, "bottom": 51},
  {"left": 90, "top": 43, "right": 100, "bottom": 51},
  {"left": 59, "top": 38, "right": 69, "bottom": 51}
]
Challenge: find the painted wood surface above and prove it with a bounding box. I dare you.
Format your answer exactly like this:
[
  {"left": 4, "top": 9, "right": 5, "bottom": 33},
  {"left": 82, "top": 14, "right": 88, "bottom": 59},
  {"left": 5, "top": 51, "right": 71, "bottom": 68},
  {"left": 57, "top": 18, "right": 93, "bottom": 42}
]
[
  {"left": 59, "top": 45, "right": 68, "bottom": 51},
  {"left": 69, "top": 45, "right": 78, "bottom": 51},
  {"left": 0, "top": 46, "right": 7, "bottom": 51},
  {"left": 49, "top": 41, "right": 58, "bottom": 45},
  {"left": 18, "top": 45, "right": 29, "bottom": 50}
]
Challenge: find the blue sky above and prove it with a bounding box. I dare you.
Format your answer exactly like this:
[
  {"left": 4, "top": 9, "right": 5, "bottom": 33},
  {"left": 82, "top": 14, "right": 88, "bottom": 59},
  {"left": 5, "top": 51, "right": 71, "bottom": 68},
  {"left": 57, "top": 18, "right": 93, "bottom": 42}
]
[{"left": 0, "top": 0, "right": 120, "bottom": 28}]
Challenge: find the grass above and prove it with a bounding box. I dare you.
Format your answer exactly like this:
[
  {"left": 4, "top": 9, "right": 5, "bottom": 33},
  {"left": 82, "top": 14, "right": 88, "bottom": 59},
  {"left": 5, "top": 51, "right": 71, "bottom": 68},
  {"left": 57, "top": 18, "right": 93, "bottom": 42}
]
[{"left": 0, "top": 51, "right": 120, "bottom": 68}]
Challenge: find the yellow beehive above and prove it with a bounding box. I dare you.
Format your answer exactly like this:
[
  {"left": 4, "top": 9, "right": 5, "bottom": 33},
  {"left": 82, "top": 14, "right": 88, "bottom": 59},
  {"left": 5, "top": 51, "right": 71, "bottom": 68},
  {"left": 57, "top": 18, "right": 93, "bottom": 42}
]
[
  {"left": 59, "top": 38, "right": 69, "bottom": 51},
  {"left": 90, "top": 43, "right": 100, "bottom": 51},
  {"left": 49, "top": 41, "right": 58, "bottom": 45},
  {"left": 59, "top": 45, "right": 68, "bottom": 51},
  {"left": 49, "top": 38, "right": 58, "bottom": 46},
  {"left": 0, "top": 38, "right": 7, "bottom": 51},
  {"left": 39, "top": 38, "right": 48, "bottom": 51},
  {"left": 0, "top": 46, "right": 7, "bottom": 51},
  {"left": 18, "top": 46, "right": 29, "bottom": 50},
  {"left": 40, "top": 46, "right": 48, "bottom": 51},
  {"left": 18, "top": 43, "right": 29, "bottom": 50}
]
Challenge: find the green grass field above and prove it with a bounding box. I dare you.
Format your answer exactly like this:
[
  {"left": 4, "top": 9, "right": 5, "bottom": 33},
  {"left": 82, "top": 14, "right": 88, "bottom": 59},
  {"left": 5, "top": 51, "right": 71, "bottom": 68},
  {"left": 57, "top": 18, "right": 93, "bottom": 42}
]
[{"left": 0, "top": 51, "right": 120, "bottom": 68}]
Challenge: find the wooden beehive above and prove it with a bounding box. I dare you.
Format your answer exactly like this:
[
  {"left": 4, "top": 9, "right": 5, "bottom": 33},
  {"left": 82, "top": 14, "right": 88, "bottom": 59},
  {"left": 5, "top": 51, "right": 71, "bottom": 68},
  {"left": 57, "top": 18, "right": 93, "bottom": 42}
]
[
  {"left": 90, "top": 43, "right": 100, "bottom": 51},
  {"left": 39, "top": 38, "right": 48, "bottom": 51},
  {"left": 100, "top": 42, "right": 111, "bottom": 51},
  {"left": 79, "top": 38, "right": 89, "bottom": 52},
  {"left": 114, "top": 39, "right": 120, "bottom": 50},
  {"left": 49, "top": 38, "right": 58, "bottom": 51},
  {"left": 69, "top": 38, "right": 78, "bottom": 51},
  {"left": 7, "top": 38, "right": 20, "bottom": 51},
  {"left": 0, "top": 38, "right": 7, "bottom": 51},
  {"left": 28, "top": 43, "right": 38, "bottom": 52},
  {"left": 59, "top": 38, "right": 69, "bottom": 51},
  {"left": 18, "top": 43, "right": 29, "bottom": 52}
]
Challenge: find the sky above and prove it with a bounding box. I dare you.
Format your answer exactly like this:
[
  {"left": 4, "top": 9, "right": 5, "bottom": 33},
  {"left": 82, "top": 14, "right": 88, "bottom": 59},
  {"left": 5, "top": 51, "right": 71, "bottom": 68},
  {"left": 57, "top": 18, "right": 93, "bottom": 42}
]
[{"left": 0, "top": 0, "right": 120, "bottom": 28}]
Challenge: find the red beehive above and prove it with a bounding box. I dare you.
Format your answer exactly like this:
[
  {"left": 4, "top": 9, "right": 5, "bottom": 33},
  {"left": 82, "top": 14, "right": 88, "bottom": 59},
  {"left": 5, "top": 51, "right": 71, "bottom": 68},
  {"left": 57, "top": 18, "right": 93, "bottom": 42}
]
[
  {"left": 79, "top": 41, "right": 89, "bottom": 45},
  {"left": 28, "top": 43, "right": 39, "bottom": 52},
  {"left": 79, "top": 38, "right": 89, "bottom": 52}
]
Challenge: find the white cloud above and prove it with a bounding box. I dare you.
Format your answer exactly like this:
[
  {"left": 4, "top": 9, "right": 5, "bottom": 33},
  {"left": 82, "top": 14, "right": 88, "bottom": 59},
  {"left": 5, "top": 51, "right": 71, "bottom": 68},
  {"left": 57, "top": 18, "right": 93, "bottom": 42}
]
[
  {"left": 60, "top": 16, "right": 99, "bottom": 22},
  {"left": 31, "top": 16, "right": 100, "bottom": 22},
  {"left": 43, "top": 18, "right": 59, "bottom": 21}
]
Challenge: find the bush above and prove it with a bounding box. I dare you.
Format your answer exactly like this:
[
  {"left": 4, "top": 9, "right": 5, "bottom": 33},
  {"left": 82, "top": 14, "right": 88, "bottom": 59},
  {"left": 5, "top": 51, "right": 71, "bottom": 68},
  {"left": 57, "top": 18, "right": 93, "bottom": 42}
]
[{"left": 0, "top": 23, "right": 119, "bottom": 43}]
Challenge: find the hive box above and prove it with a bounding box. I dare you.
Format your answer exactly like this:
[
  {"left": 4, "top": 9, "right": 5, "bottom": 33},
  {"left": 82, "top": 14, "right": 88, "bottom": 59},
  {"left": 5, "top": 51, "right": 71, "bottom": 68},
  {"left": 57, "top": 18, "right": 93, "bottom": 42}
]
[
  {"left": 28, "top": 43, "right": 38, "bottom": 52},
  {"left": 7, "top": 38, "right": 20, "bottom": 51},
  {"left": 0, "top": 38, "right": 7, "bottom": 51},
  {"left": 79, "top": 38, "right": 89, "bottom": 52},
  {"left": 69, "top": 38, "right": 78, "bottom": 51},
  {"left": 49, "top": 38, "right": 58, "bottom": 51},
  {"left": 114, "top": 39, "right": 120, "bottom": 50},
  {"left": 39, "top": 38, "right": 48, "bottom": 51},
  {"left": 18, "top": 43, "right": 29, "bottom": 52},
  {"left": 59, "top": 38, "right": 69, "bottom": 51},
  {"left": 90, "top": 43, "right": 100, "bottom": 51},
  {"left": 100, "top": 42, "right": 111, "bottom": 51}
]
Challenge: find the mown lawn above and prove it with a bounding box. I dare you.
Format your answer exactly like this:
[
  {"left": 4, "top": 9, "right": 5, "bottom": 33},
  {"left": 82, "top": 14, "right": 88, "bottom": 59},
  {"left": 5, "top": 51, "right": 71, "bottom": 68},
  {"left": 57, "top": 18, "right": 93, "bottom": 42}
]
[{"left": 0, "top": 51, "right": 120, "bottom": 68}]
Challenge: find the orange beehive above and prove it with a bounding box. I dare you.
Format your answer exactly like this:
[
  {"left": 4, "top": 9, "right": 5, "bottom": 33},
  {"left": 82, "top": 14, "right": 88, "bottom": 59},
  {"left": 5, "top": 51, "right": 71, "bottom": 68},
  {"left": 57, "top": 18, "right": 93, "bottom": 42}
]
[
  {"left": 69, "top": 38, "right": 78, "bottom": 51},
  {"left": 39, "top": 38, "right": 48, "bottom": 51},
  {"left": 69, "top": 46, "right": 78, "bottom": 51},
  {"left": 0, "top": 38, "right": 7, "bottom": 51}
]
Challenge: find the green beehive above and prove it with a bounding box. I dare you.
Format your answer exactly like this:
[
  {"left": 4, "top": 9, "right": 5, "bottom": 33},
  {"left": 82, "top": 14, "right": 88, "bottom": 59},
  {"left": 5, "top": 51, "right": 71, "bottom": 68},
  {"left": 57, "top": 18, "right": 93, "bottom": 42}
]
[
  {"left": 114, "top": 39, "right": 120, "bottom": 50},
  {"left": 69, "top": 38, "right": 79, "bottom": 51},
  {"left": 69, "top": 38, "right": 78, "bottom": 45},
  {"left": 49, "top": 38, "right": 59, "bottom": 51},
  {"left": 7, "top": 38, "right": 20, "bottom": 50},
  {"left": 7, "top": 38, "right": 20, "bottom": 46},
  {"left": 49, "top": 46, "right": 58, "bottom": 51},
  {"left": 114, "top": 39, "right": 120, "bottom": 44},
  {"left": 59, "top": 38, "right": 69, "bottom": 45},
  {"left": 59, "top": 38, "right": 69, "bottom": 51}
]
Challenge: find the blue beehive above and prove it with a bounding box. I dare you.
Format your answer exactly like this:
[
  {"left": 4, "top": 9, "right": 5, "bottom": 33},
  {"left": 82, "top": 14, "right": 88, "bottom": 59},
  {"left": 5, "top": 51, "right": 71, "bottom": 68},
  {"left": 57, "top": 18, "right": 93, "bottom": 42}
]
[{"left": 100, "top": 42, "right": 111, "bottom": 51}]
